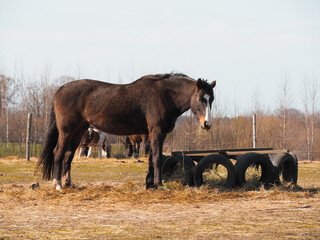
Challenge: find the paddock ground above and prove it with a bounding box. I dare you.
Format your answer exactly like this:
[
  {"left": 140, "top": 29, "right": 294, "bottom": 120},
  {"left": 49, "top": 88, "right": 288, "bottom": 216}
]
[{"left": 0, "top": 157, "right": 319, "bottom": 239}]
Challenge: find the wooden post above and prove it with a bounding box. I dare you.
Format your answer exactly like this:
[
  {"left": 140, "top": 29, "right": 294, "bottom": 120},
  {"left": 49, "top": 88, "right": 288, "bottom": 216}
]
[
  {"left": 252, "top": 113, "right": 257, "bottom": 148},
  {"left": 26, "top": 113, "right": 32, "bottom": 161}
]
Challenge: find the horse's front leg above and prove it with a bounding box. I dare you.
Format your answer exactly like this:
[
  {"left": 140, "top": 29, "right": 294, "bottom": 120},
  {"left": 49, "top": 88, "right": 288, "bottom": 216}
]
[
  {"left": 87, "top": 147, "right": 92, "bottom": 158},
  {"left": 147, "top": 127, "right": 166, "bottom": 188}
]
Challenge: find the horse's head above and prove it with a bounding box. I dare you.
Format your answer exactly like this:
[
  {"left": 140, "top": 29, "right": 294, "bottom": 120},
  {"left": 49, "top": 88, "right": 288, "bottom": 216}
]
[
  {"left": 123, "top": 137, "right": 133, "bottom": 158},
  {"left": 191, "top": 78, "right": 216, "bottom": 130}
]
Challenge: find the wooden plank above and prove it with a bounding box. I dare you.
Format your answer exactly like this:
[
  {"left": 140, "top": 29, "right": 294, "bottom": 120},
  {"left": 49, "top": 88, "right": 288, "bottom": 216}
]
[
  {"left": 172, "top": 148, "right": 274, "bottom": 156},
  {"left": 181, "top": 150, "right": 288, "bottom": 156},
  {"left": 224, "top": 150, "right": 288, "bottom": 156},
  {"left": 172, "top": 148, "right": 289, "bottom": 160}
]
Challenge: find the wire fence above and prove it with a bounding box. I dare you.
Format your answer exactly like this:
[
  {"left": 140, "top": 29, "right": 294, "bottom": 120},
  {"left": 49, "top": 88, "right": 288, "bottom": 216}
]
[
  {"left": 0, "top": 141, "right": 145, "bottom": 159},
  {"left": 1, "top": 138, "right": 319, "bottom": 162},
  {"left": 1, "top": 112, "right": 319, "bottom": 161}
]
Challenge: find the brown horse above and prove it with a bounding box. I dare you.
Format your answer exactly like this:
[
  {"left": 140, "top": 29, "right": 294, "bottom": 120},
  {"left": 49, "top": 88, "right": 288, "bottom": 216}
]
[
  {"left": 75, "top": 127, "right": 111, "bottom": 158},
  {"left": 36, "top": 73, "right": 216, "bottom": 189},
  {"left": 123, "top": 135, "right": 150, "bottom": 158}
]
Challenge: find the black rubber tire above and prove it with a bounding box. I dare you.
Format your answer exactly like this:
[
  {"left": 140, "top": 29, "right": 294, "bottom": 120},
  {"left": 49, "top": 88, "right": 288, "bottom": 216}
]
[
  {"left": 161, "top": 155, "right": 195, "bottom": 186},
  {"left": 235, "top": 153, "right": 275, "bottom": 188},
  {"left": 269, "top": 153, "right": 298, "bottom": 185},
  {"left": 160, "top": 155, "right": 169, "bottom": 168},
  {"left": 193, "top": 154, "right": 236, "bottom": 188}
]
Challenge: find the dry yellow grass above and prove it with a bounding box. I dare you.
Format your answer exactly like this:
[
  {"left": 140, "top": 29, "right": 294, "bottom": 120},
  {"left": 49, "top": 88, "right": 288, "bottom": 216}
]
[{"left": 0, "top": 157, "right": 319, "bottom": 239}]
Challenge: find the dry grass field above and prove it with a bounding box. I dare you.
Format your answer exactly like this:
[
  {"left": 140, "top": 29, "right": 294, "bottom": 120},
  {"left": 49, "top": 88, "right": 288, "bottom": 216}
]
[{"left": 0, "top": 156, "right": 319, "bottom": 239}]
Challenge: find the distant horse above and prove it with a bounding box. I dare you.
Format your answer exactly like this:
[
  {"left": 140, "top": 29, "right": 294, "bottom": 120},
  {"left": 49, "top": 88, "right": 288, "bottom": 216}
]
[
  {"left": 36, "top": 73, "right": 216, "bottom": 190},
  {"left": 123, "top": 135, "right": 150, "bottom": 158},
  {"left": 75, "top": 127, "right": 111, "bottom": 158}
]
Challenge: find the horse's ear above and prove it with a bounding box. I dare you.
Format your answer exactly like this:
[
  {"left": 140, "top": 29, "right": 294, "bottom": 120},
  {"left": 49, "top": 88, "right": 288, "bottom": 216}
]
[
  {"left": 210, "top": 80, "right": 216, "bottom": 88},
  {"left": 196, "top": 78, "right": 203, "bottom": 90}
]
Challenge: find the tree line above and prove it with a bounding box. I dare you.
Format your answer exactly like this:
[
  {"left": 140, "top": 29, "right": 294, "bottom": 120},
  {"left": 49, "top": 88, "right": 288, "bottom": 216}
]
[{"left": 0, "top": 72, "right": 319, "bottom": 161}]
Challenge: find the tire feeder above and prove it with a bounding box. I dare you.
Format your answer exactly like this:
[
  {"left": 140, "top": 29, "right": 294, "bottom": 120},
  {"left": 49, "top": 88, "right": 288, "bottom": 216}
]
[
  {"left": 193, "top": 154, "right": 236, "bottom": 188},
  {"left": 161, "top": 155, "right": 195, "bottom": 185},
  {"left": 235, "top": 152, "right": 275, "bottom": 188},
  {"left": 269, "top": 153, "right": 298, "bottom": 185}
]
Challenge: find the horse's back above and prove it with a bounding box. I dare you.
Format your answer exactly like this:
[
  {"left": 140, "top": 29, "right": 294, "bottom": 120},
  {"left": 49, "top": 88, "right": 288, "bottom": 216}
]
[{"left": 53, "top": 80, "right": 135, "bottom": 133}]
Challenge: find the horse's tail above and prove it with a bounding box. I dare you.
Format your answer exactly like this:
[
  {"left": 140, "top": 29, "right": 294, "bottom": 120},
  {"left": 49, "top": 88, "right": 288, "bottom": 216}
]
[{"left": 36, "top": 103, "right": 59, "bottom": 180}]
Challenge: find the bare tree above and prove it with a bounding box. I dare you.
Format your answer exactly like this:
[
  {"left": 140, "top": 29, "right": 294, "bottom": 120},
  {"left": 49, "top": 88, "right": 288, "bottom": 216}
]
[
  {"left": 58, "top": 75, "right": 75, "bottom": 86},
  {"left": 279, "top": 73, "right": 291, "bottom": 149},
  {"left": 0, "top": 74, "right": 16, "bottom": 116},
  {"left": 211, "top": 89, "right": 228, "bottom": 149},
  {"left": 251, "top": 87, "right": 263, "bottom": 115},
  {"left": 184, "top": 110, "right": 198, "bottom": 151},
  {"left": 40, "top": 63, "right": 51, "bottom": 130},
  {"left": 251, "top": 87, "right": 264, "bottom": 148},
  {"left": 0, "top": 74, "right": 20, "bottom": 144},
  {"left": 302, "top": 79, "right": 311, "bottom": 160},
  {"left": 310, "top": 76, "right": 319, "bottom": 161}
]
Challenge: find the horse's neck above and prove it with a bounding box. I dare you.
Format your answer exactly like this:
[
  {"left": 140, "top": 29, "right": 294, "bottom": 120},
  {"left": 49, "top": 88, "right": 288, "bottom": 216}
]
[{"left": 169, "top": 80, "right": 196, "bottom": 114}]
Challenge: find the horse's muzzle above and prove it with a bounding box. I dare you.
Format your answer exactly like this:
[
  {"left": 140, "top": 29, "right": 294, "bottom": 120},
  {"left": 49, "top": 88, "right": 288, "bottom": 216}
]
[{"left": 201, "top": 121, "right": 211, "bottom": 131}]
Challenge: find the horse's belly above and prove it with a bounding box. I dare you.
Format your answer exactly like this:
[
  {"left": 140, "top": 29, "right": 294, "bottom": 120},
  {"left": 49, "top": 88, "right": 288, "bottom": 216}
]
[{"left": 90, "top": 116, "right": 148, "bottom": 136}]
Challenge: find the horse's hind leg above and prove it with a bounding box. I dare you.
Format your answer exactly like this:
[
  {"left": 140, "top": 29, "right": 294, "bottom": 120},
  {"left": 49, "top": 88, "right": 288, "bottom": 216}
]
[
  {"left": 62, "top": 127, "right": 88, "bottom": 188},
  {"left": 146, "top": 150, "right": 154, "bottom": 188},
  {"left": 52, "top": 134, "right": 69, "bottom": 190},
  {"left": 52, "top": 133, "right": 79, "bottom": 190},
  {"left": 61, "top": 145, "right": 74, "bottom": 188}
]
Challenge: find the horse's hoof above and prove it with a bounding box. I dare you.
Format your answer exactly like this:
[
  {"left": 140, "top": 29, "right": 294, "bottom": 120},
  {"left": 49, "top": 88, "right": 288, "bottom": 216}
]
[
  {"left": 146, "top": 183, "right": 154, "bottom": 189},
  {"left": 146, "top": 184, "right": 158, "bottom": 189},
  {"left": 146, "top": 181, "right": 162, "bottom": 189},
  {"left": 52, "top": 179, "right": 63, "bottom": 190},
  {"left": 146, "top": 180, "right": 154, "bottom": 189}
]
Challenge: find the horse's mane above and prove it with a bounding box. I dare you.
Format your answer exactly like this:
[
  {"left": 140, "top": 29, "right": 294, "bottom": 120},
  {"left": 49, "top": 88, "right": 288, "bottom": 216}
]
[{"left": 139, "top": 73, "right": 189, "bottom": 82}]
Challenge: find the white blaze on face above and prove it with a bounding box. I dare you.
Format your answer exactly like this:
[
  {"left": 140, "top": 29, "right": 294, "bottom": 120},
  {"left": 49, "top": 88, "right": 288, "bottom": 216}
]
[{"left": 204, "top": 94, "right": 212, "bottom": 125}]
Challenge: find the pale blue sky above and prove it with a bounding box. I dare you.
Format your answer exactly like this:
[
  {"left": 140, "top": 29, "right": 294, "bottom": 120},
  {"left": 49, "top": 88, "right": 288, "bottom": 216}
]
[{"left": 1, "top": 0, "right": 319, "bottom": 115}]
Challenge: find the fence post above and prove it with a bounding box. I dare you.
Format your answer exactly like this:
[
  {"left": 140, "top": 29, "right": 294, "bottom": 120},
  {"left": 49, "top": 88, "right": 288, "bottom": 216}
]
[
  {"left": 252, "top": 113, "right": 257, "bottom": 148},
  {"left": 26, "top": 113, "right": 32, "bottom": 161}
]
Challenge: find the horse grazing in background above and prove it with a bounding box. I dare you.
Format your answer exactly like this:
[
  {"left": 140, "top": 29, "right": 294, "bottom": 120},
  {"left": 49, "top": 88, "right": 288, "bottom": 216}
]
[
  {"left": 123, "top": 134, "right": 150, "bottom": 158},
  {"left": 75, "top": 127, "right": 111, "bottom": 158},
  {"left": 36, "top": 73, "right": 216, "bottom": 190}
]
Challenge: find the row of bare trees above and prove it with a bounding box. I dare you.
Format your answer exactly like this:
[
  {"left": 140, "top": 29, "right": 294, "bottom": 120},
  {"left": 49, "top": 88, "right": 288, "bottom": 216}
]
[
  {"left": 0, "top": 72, "right": 319, "bottom": 161},
  {"left": 166, "top": 107, "right": 319, "bottom": 160}
]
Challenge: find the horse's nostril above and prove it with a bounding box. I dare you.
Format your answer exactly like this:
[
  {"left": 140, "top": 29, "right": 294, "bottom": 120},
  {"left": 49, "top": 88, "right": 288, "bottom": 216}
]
[{"left": 204, "top": 121, "right": 211, "bottom": 130}]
